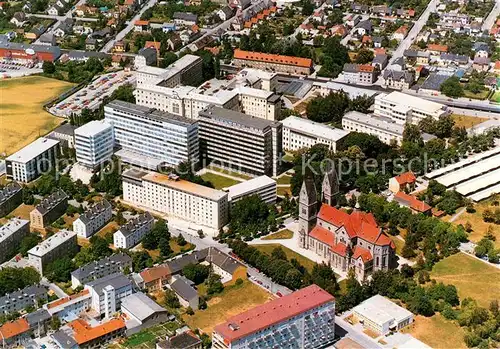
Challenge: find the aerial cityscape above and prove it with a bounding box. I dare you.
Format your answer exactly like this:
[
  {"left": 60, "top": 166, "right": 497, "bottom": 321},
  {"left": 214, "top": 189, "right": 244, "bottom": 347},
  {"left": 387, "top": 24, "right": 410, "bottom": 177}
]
[{"left": 0, "top": 0, "right": 499, "bottom": 347}]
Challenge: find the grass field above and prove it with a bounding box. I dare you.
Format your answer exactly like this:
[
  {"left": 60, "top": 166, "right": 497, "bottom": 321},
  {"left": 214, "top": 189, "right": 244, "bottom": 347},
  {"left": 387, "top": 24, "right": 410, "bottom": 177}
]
[
  {"left": 200, "top": 172, "right": 241, "bottom": 189},
  {"left": 491, "top": 91, "right": 500, "bottom": 103},
  {"left": 262, "top": 229, "right": 294, "bottom": 240},
  {"left": 430, "top": 252, "right": 500, "bottom": 307},
  {"left": 402, "top": 314, "right": 466, "bottom": 349},
  {"left": 463, "top": 89, "right": 490, "bottom": 100},
  {"left": 121, "top": 321, "right": 180, "bottom": 348},
  {"left": 451, "top": 114, "right": 488, "bottom": 129},
  {"left": 183, "top": 280, "right": 273, "bottom": 335},
  {"left": 206, "top": 166, "right": 252, "bottom": 180},
  {"left": 390, "top": 235, "right": 405, "bottom": 256},
  {"left": 254, "top": 243, "right": 316, "bottom": 273},
  {"left": 0, "top": 76, "right": 75, "bottom": 156}
]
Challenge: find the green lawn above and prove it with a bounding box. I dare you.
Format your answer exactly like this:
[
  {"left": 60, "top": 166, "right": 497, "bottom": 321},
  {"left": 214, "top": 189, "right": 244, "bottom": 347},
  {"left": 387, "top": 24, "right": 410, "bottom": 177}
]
[
  {"left": 277, "top": 187, "right": 292, "bottom": 196},
  {"left": 463, "top": 89, "right": 490, "bottom": 100},
  {"left": 276, "top": 175, "right": 292, "bottom": 185},
  {"left": 254, "top": 243, "right": 317, "bottom": 273},
  {"left": 123, "top": 332, "right": 156, "bottom": 347},
  {"left": 262, "top": 229, "right": 294, "bottom": 240},
  {"left": 200, "top": 172, "right": 241, "bottom": 189},
  {"left": 206, "top": 166, "right": 252, "bottom": 180},
  {"left": 491, "top": 91, "right": 500, "bottom": 103},
  {"left": 402, "top": 314, "right": 466, "bottom": 349}
]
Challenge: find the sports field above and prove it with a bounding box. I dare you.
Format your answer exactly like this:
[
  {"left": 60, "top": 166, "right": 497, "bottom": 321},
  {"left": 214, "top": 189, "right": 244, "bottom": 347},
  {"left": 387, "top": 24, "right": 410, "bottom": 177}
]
[{"left": 0, "top": 76, "right": 74, "bottom": 156}]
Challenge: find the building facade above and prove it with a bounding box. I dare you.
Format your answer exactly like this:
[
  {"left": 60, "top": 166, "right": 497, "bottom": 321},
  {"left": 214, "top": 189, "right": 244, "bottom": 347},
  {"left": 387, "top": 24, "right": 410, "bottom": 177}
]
[
  {"left": 113, "top": 212, "right": 155, "bottom": 249},
  {"left": 0, "top": 181, "right": 23, "bottom": 218},
  {"left": 71, "top": 253, "right": 132, "bottom": 289},
  {"left": 30, "top": 189, "right": 69, "bottom": 230},
  {"left": 0, "top": 218, "right": 30, "bottom": 263},
  {"left": 343, "top": 63, "right": 379, "bottom": 85},
  {"left": 72, "top": 199, "right": 113, "bottom": 238},
  {"left": 135, "top": 55, "right": 203, "bottom": 88},
  {"left": 85, "top": 273, "right": 133, "bottom": 318},
  {"left": 74, "top": 120, "right": 114, "bottom": 169},
  {"left": 28, "top": 230, "right": 78, "bottom": 274},
  {"left": 233, "top": 49, "right": 313, "bottom": 75},
  {"left": 226, "top": 176, "right": 277, "bottom": 205},
  {"left": 0, "top": 284, "right": 47, "bottom": 314}
]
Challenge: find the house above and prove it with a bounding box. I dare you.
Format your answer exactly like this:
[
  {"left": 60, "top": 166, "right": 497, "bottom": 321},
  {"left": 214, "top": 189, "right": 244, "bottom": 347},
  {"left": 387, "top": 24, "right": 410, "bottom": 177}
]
[
  {"left": 25, "top": 26, "right": 45, "bottom": 40},
  {"left": 331, "top": 25, "right": 348, "bottom": 38},
  {"left": 10, "top": 12, "right": 26, "bottom": 27},
  {"left": 136, "top": 47, "right": 157, "bottom": 68},
  {"left": 113, "top": 40, "right": 125, "bottom": 53},
  {"left": 217, "top": 6, "right": 234, "bottom": 21},
  {"left": 392, "top": 25, "right": 408, "bottom": 41},
  {"left": 494, "top": 61, "right": 500, "bottom": 74},
  {"left": 22, "top": 2, "right": 32, "bottom": 13},
  {"left": 156, "top": 331, "right": 202, "bottom": 349},
  {"left": 169, "top": 275, "right": 199, "bottom": 310},
  {"left": 162, "top": 22, "right": 177, "bottom": 33},
  {"left": 382, "top": 70, "right": 415, "bottom": 90},
  {"left": 111, "top": 54, "right": 125, "bottom": 68},
  {"left": 354, "top": 20, "right": 372, "bottom": 37},
  {"left": 312, "top": 10, "right": 325, "bottom": 23},
  {"left": 472, "top": 56, "right": 490, "bottom": 72},
  {"left": 73, "top": 25, "right": 93, "bottom": 35},
  {"left": 372, "top": 54, "right": 388, "bottom": 70},
  {"left": 47, "top": 6, "right": 59, "bottom": 16},
  {"left": 394, "top": 191, "right": 431, "bottom": 215},
  {"left": 346, "top": 14, "right": 361, "bottom": 27},
  {"left": 75, "top": 5, "right": 89, "bottom": 16},
  {"left": 139, "top": 266, "right": 171, "bottom": 292},
  {"left": 134, "top": 20, "right": 150, "bottom": 32},
  {"left": 173, "top": 12, "right": 198, "bottom": 26},
  {"left": 372, "top": 36, "right": 383, "bottom": 48},
  {"left": 389, "top": 171, "right": 416, "bottom": 193},
  {"left": 92, "top": 27, "right": 111, "bottom": 39},
  {"left": 39, "top": 33, "right": 56, "bottom": 46},
  {"left": 371, "top": 5, "right": 391, "bottom": 16},
  {"left": 472, "top": 42, "right": 490, "bottom": 57},
  {"left": 427, "top": 44, "right": 448, "bottom": 55},
  {"left": 53, "top": 18, "right": 74, "bottom": 38},
  {"left": 121, "top": 292, "right": 170, "bottom": 335},
  {"left": 86, "top": 37, "right": 97, "bottom": 50},
  {"left": 439, "top": 53, "right": 469, "bottom": 66},
  {"left": 343, "top": 63, "right": 379, "bottom": 85},
  {"left": 167, "top": 33, "right": 182, "bottom": 51},
  {"left": 403, "top": 49, "right": 429, "bottom": 65},
  {"left": 351, "top": 3, "right": 369, "bottom": 13}
]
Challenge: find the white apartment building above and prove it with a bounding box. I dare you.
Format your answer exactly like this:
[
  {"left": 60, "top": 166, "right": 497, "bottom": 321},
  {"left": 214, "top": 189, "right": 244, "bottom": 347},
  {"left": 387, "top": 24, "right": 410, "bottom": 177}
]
[
  {"left": 374, "top": 91, "right": 449, "bottom": 125},
  {"left": 342, "top": 111, "right": 436, "bottom": 146},
  {"left": 5, "top": 137, "right": 59, "bottom": 182},
  {"left": 226, "top": 176, "right": 277, "bottom": 205},
  {"left": 84, "top": 273, "right": 133, "bottom": 318},
  {"left": 74, "top": 120, "right": 114, "bottom": 169},
  {"left": 113, "top": 212, "right": 154, "bottom": 249},
  {"left": 198, "top": 106, "right": 283, "bottom": 177},
  {"left": 105, "top": 100, "right": 199, "bottom": 170},
  {"left": 28, "top": 230, "right": 78, "bottom": 274},
  {"left": 72, "top": 199, "right": 112, "bottom": 238},
  {"left": 281, "top": 116, "right": 349, "bottom": 152},
  {"left": 0, "top": 218, "right": 30, "bottom": 264},
  {"left": 122, "top": 169, "right": 229, "bottom": 229},
  {"left": 71, "top": 253, "right": 132, "bottom": 289},
  {"left": 212, "top": 285, "right": 335, "bottom": 349}
]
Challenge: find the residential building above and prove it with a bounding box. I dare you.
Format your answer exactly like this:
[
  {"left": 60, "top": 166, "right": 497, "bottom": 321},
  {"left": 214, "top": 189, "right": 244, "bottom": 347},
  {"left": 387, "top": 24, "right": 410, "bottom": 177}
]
[
  {"left": 135, "top": 47, "right": 157, "bottom": 68},
  {"left": 28, "top": 230, "right": 78, "bottom": 274},
  {"left": 0, "top": 284, "right": 47, "bottom": 314},
  {"left": 393, "top": 192, "right": 431, "bottom": 215},
  {"left": 113, "top": 212, "right": 155, "bottom": 249},
  {"left": 157, "top": 331, "right": 202, "bottom": 349},
  {"left": 72, "top": 199, "right": 113, "bottom": 238},
  {"left": 212, "top": 284, "right": 335, "bottom": 349},
  {"left": 169, "top": 275, "right": 199, "bottom": 310},
  {"left": 382, "top": 70, "right": 415, "bottom": 90},
  {"left": 45, "top": 289, "right": 92, "bottom": 321},
  {"left": 226, "top": 176, "right": 276, "bottom": 205},
  {"left": 352, "top": 295, "right": 413, "bottom": 335},
  {"left": 105, "top": 100, "right": 199, "bottom": 170},
  {"left": 30, "top": 190, "right": 68, "bottom": 230},
  {"left": 173, "top": 12, "right": 198, "bottom": 26},
  {"left": 233, "top": 49, "right": 313, "bottom": 75},
  {"left": 342, "top": 111, "right": 435, "bottom": 146},
  {"left": 403, "top": 49, "right": 430, "bottom": 65},
  {"left": 342, "top": 64, "right": 379, "bottom": 85},
  {"left": 139, "top": 266, "right": 171, "bottom": 292},
  {"left": 0, "top": 218, "right": 30, "bottom": 263},
  {"left": 67, "top": 318, "right": 126, "bottom": 348},
  {"left": 122, "top": 169, "right": 228, "bottom": 229},
  {"left": 121, "top": 292, "right": 169, "bottom": 335},
  {"left": 0, "top": 318, "right": 31, "bottom": 348},
  {"left": 198, "top": 106, "right": 282, "bottom": 177},
  {"left": 85, "top": 273, "right": 133, "bottom": 318},
  {"left": 71, "top": 253, "right": 132, "bottom": 289},
  {"left": 281, "top": 116, "right": 349, "bottom": 152},
  {"left": 48, "top": 124, "right": 77, "bottom": 148},
  {"left": 5, "top": 137, "right": 59, "bottom": 183},
  {"left": 203, "top": 247, "right": 247, "bottom": 283},
  {"left": 299, "top": 170, "right": 396, "bottom": 281},
  {"left": 372, "top": 54, "right": 388, "bottom": 70},
  {"left": 389, "top": 172, "right": 416, "bottom": 193},
  {"left": 0, "top": 181, "right": 23, "bottom": 218},
  {"left": 374, "top": 92, "right": 448, "bottom": 124},
  {"left": 25, "top": 308, "right": 52, "bottom": 338},
  {"left": 75, "top": 120, "right": 114, "bottom": 169}
]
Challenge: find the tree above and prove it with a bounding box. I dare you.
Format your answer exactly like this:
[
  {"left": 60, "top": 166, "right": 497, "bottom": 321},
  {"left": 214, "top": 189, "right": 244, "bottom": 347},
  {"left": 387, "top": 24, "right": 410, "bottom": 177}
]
[
  {"left": 440, "top": 76, "right": 464, "bottom": 98},
  {"left": 206, "top": 273, "right": 223, "bottom": 295},
  {"left": 42, "top": 61, "right": 56, "bottom": 74},
  {"left": 183, "top": 263, "right": 210, "bottom": 285},
  {"left": 45, "top": 257, "right": 75, "bottom": 282},
  {"left": 164, "top": 288, "right": 180, "bottom": 308},
  {"left": 177, "top": 234, "right": 187, "bottom": 246},
  {"left": 229, "top": 195, "right": 273, "bottom": 238},
  {"left": 0, "top": 267, "right": 41, "bottom": 297},
  {"left": 355, "top": 49, "right": 374, "bottom": 64},
  {"left": 159, "top": 237, "right": 172, "bottom": 258},
  {"left": 50, "top": 316, "right": 61, "bottom": 331},
  {"left": 306, "top": 91, "right": 350, "bottom": 124},
  {"left": 111, "top": 84, "right": 135, "bottom": 103},
  {"left": 19, "top": 234, "right": 42, "bottom": 256},
  {"left": 348, "top": 94, "right": 374, "bottom": 114},
  {"left": 300, "top": 0, "right": 314, "bottom": 15}
]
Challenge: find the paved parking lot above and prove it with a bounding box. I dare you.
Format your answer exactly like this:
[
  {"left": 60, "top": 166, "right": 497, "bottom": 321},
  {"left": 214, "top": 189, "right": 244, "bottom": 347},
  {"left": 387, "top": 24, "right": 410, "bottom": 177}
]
[
  {"left": 50, "top": 70, "right": 136, "bottom": 117},
  {"left": 0, "top": 59, "right": 42, "bottom": 78}
]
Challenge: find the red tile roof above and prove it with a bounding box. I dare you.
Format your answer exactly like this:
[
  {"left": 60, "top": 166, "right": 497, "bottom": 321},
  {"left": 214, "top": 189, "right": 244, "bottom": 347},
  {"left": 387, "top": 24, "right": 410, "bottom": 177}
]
[
  {"left": 213, "top": 285, "right": 334, "bottom": 343},
  {"left": 352, "top": 246, "right": 373, "bottom": 262},
  {"left": 0, "top": 319, "right": 29, "bottom": 340},
  {"left": 134, "top": 20, "right": 149, "bottom": 26},
  {"left": 394, "top": 192, "right": 431, "bottom": 213},
  {"left": 495, "top": 61, "right": 500, "bottom": 70},
  {"left": 144, "top": 41, "right": 161, "bottom": 50},
  {"left": 427, "top": 44, "right": 448, "bottom": 52},
  {"left": 395, "top": 25, "right": 408, "bottom": 34},
  {"left": 234, "top": 49, "right": 313, "bottom": 68},
  {"left": 68, "top": 318, "right": 125, "bottom": 345},
  {"left": 362, "top": 35, "right": 372, "bottom": 43},
  {"left": 47, "top": 289, "right": 90, "bottom": 309},
  {"left": 331, "top": 242, "right": 348, "bottom": 256},
  {"left": 140, "top": 265, "right": 171, "bottom": 283},
  {"left": 394, "top": 171, "right": 416, "bottom": 185},
  {"left": 359, "top": 64, "right": 375, "bottom": 72},
  {"left": 374, "top": 48, "right": 386, "bottom": 55},
  {"left": 309, "top": 225, "right": 335, "bottom": 249}
]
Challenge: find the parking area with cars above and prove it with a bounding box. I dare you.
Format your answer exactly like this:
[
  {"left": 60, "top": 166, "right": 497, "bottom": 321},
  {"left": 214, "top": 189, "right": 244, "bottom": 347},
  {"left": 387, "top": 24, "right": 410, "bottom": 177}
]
[
  {"left": 0, "top": 59, "right": 42, "bottom": 78},
  {"left": 49, "top": 70, "right": 136, "bottom": 117}
]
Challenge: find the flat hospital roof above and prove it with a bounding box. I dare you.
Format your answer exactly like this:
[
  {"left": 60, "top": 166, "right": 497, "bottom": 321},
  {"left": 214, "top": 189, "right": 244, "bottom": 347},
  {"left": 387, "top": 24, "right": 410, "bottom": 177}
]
[
  {"left": 378, "top": 91, "right": 446, "bottom": 114},
  {"left": 435, "top": 153, "right": 500, "bottom": 187},
  {"left": 226, "top": 175, "right": 276, "bottom": 200},
  {"left": 6, "top": 137, "right": 59, "bottom": 163},
  {"left": 282, "top": 116, "right": 349, "bottom": 142},
  {"left": 199, "top": 105, "right": 278, "bottom": 130},
  {"left": 75, "top": 120, "right": 112, "bottom": 137},
  {"left": 213, "top": 284, "right": 334, "bottom": 343},
  {"left": 353, "top": 295, "right": 412, "bottom": 325}
]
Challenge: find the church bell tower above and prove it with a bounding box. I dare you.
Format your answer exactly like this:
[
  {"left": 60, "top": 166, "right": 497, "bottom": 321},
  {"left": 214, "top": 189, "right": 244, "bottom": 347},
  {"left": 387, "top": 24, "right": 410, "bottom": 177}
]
[{"left": 298, "top": 173, "right": 317, "bottom": 249}]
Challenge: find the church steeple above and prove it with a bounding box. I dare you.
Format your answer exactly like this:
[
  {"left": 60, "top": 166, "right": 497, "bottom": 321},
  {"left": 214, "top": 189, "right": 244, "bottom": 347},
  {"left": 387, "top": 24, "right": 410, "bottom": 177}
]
[
  {"left": 298, "top": 170, "right": 317, "bottom": 249},
  {"left": 322, "top": 162, "right": 339, "bottom": 206}
]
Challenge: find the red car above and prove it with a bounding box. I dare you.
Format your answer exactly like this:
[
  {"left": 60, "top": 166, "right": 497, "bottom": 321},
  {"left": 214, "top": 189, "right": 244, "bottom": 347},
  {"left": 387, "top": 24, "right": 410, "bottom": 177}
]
[{"left": 276, "top": 292, "right": 283, "bottom": 297}]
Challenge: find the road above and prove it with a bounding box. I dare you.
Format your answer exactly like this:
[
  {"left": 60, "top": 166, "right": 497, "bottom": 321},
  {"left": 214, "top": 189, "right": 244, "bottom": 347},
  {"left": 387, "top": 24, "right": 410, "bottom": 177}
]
[
  {"left": 40, "top": 278, "right": 69, "bottom": 298},
  {"left": 26, "top": 13, "right": 97, "bottom": 22},
  {"left": 482, "top": 0, "right": 500, "bottom": 31},
  {"left": 101, "top": 0, "right": 158, "bottom": 53}
]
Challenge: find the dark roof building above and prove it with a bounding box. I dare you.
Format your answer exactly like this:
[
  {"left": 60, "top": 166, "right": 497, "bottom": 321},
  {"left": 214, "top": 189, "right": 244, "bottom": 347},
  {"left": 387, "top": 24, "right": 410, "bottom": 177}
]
[{"left": 157, "top": 331, "right": 202, "bottom": 349}]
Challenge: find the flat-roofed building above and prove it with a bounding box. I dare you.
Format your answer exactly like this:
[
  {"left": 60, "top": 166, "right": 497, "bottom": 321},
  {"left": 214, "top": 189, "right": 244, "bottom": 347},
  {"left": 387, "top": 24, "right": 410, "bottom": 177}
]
[
  {"left": 113, "top": 212, "right": 154, "bottom": 249},
  {"left": 121, "top": 292, "right": 169, "bottom": 335},
  {"left": 72, "top": 199, "right": 112, "bottom": 238},
  {"left": 5, "top": 137, "right": 59, "bottom": 183},
  {"left": 30, "top": 189, "right": 68, "bottom": 230},
  {"left": 233, "top": 49, "right": 313, "bottom": 75},
  {"left": 212, "top": 284, "right": 335, "bottom": 349},
  {"left": 0, "top": 284, "right": 47, "bottom": 314},
  {"left": 353, "top": 295, "right": 413, "bottom": 335},
  {"left": 28, "top": 229, "right": 78, "bottom": 274},
  {"left": 0, "top": 181, "right": 23, "bottom": 217},
  {"left": 374, "top": 92, "right": 448, "bottom": 125},
  {"left": 198, "top": 106, "right": 282, "bottom": 177},
  {"left": 122, "top": 169, "right": 229, "bottom": 229},
  {"left": 282, "top": 116, "right": 349, "bottom": 152},
  {"left": 48, "top": 123, "right": 77, "bottom": 148},
  {"left": 71, "top": 253, "right": 132, "bottom": 289},
  {"left": 74, "top": 120, "right": 114, "bottom": 169},
  {"left": 136, "top": 54, "right": 203, "bottom": 88},
  {"left": 85, "top": 273, "right": 133, "bottom": 318},
  {"left": 0, "top": 218, "right": 30, "bottom": 263},
  {"left": 225, "top": 175, "right": 276, "bottom": 205},
  {"left": 105, "top": 100, "right": 199, "bottom": 170}
]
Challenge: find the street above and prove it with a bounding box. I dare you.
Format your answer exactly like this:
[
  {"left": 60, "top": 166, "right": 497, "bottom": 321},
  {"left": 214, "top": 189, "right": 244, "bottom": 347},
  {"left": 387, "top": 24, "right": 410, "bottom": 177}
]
[
  {"left": 482, "top": 0, "right": 500, "bottom": 31},
  {"left": 40, "top": 278, "right": 69, "bottom": 298}
]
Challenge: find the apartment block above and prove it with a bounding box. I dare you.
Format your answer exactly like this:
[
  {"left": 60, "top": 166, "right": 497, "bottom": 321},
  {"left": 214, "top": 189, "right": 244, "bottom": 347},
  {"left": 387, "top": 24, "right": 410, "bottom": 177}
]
[
  {"left": 212, "top": 284, "right": 335, "bottom": 349},
  {"left": 105, "top": 100, "right": 199, "bottom": 170},
  {"left": 74, "top": 120, "right": 114, "bottom": 169},
  {"left": 71, "top": 253, "right": 132, "bottom": 289},
  {"left": 136, "top": 54, "right": 203, "bottom": 88},
  {"left": 226, "top": 175, "right": 277, "bottom": 205},
  {"left": 122, "top": 169, "right": 229, "bottom": 229},
  {"left": 0, "top": 181, "right": 23, "bottom": 218},
  {"left": 0, "top": 218, "right": 30, "bottom": 263},
  {"left": 0, "top": 284, "right": 47, "bottom": 315},
  {"left": 6, "top": 137, "right": 59, "bottom": 183},
  {"left": 342, "top": 63, "right": 379, "bottom": 85},
  {"left": 28, "top": 229, "right": 78, "bottom": 274},
  {"left": 281, "top": 116, "right": 349, "bottom": 152},
  {"left": 233, "top": 49, "right": 313, "bottom": 75},
  {"left": 374, "top": 91, "right": 448, "bottom": 125},
  {"left": 198, "top": 106, "right": 282, "bottom": 177},
  {"left": 45, "top": 289, "right": 92, "bottom": 320},
  {"left": 72, "top": 199, "right": 112, "bottom": 238},
  {"left": 113, "top": 212, "right": 155, "bottom": 249},
  {"left": 85, "top": 273, "right": 133, "bottom": 318},
  {"left": 30, "top": 189, "right": 68, "bottom": 230}
]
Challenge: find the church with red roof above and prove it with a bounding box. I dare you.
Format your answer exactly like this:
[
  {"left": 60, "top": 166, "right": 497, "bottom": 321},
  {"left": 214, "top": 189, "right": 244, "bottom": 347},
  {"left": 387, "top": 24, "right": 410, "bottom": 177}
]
[{"left": 299, "top": 169, "right": 396, "bottom": 281}]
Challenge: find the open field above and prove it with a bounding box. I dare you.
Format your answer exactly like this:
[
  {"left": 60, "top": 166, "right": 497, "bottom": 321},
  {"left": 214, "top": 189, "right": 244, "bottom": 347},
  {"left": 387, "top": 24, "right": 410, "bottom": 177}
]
[
  {"left": 0, "top": 76, "right": 75, "bottom": 156},
  {"left": 430, "top": 252, "right": 500, "bottom": 307},
  {"left": 451, "top": 114, "right": 488, "bottom": 129},
  {"left": 206, "top": 166, "right": 252, "bottom": 180},
  {"left": 254, "top": 243, "right": 316, "bottom": 273},
  {"left": 262, "top": 229, "right": 294, "bottom": 240},
  {"left": 120, "top": 321, "right": 180, "bottom": 348},
  {"left": 9, "top": 204, "right": 35, "bottom": 221},
  {"left": 183, "top": 280, "right": 273, "bottom": 335},
  {"left": 401, "top": 314, "right": 466, "bottom": 349},
  {"left": 200, "top": 172, "right": 241, "bottom": 189},
  {"left": 463, "top": 89, "right": 490, "bottom": 100},
  {"left": 491, "top": 91, "right": 500, "bottom": 103}
]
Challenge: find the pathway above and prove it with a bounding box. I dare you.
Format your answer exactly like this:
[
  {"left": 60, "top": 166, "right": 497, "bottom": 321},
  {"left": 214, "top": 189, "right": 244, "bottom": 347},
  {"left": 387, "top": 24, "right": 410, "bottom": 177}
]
[
  {"left": 482, "top": 0, "right": 500, "bottom": 31},
  {"left": 449, "top": 207, "right": 466, "bottom": 223},
  {"left": 196, "top": 168, "right": 246, "bottom": 182}
]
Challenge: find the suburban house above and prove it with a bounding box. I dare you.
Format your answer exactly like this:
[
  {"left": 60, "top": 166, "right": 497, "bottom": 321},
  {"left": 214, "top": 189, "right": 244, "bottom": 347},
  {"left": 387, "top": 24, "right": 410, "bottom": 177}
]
[
  {"left": 139, "top": 265, "right": 171, "bottom": 292},
  {"left": 169, "top": 275, "right": 199, "bottom": 310},
  {"left": 389, "top": 171, "right": 416, "bottom": 193},
  {"left": 394, "top": 192, "right": 431, "bottom": 215},
  {"left": 382, "top": 70, "right": 415, "bottom": 90},
  {"left": 343, "top": 63, "right": 379, "bottom": 85}
]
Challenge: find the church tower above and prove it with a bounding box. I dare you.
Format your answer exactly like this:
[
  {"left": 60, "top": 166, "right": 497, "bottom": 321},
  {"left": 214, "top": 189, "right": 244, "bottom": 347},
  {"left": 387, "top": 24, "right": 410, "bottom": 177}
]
[
  {"left": 322, "top": 163, "right": 339, "bottom": 206},
  {"left": 298, "top": 173, "right": 317, "bottom": 249}
]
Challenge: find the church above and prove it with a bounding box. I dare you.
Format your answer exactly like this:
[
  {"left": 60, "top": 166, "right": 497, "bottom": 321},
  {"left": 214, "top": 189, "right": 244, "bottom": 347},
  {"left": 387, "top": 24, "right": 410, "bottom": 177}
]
[{"left": 298, "top": 168, "right": 396, "bottom": 281}]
